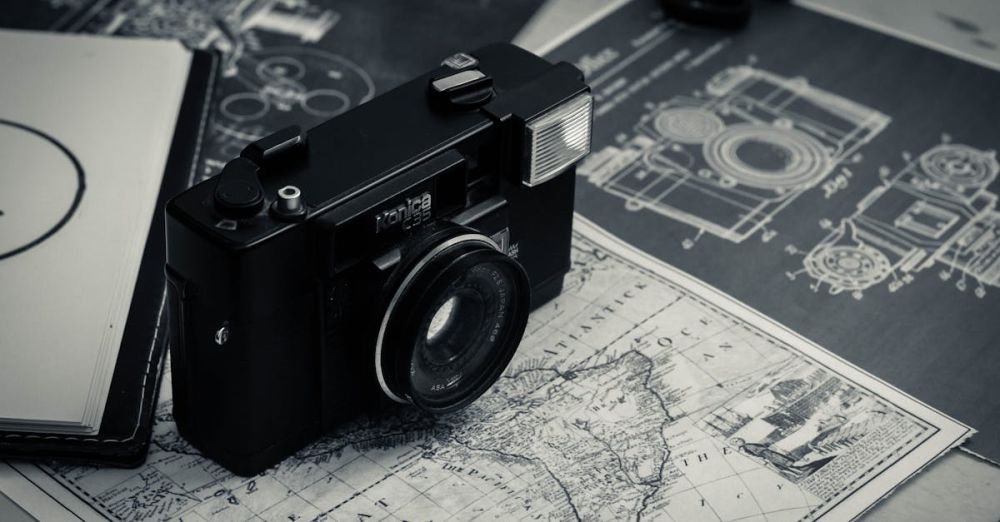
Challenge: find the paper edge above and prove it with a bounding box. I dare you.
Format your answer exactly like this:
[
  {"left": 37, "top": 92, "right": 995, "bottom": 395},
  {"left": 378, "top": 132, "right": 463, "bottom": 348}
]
[
  {"left": 520, "top": 0, "right": 634, "bottom": 56},
  {"left": 795, "top": 0, "right": 1000, "bottom": 72},
  {"left": 571, "top": 213, "right": 975, "bottom": 521}
]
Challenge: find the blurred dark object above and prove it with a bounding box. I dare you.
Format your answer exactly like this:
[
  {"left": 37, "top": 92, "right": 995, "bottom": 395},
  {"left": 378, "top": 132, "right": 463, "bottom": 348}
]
[{"left": 661, "top": 0, "right": 752, "bottom": 29}]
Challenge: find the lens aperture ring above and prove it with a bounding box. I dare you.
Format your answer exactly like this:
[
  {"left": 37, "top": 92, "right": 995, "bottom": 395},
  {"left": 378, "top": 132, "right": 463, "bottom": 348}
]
[{"left": 374, "top": 232, "right": 529, "bottom": 412}]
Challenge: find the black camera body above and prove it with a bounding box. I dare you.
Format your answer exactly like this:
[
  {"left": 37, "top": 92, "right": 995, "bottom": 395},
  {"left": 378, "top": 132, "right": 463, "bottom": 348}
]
[{"left": 165, "top": 44, "right": 592, "bottom": 475}]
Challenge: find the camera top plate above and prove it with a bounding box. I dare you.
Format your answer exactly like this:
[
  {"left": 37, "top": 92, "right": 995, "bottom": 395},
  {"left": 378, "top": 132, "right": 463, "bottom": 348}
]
[{"left": 166, "top": 44, "right": 587, "bottom": 251}]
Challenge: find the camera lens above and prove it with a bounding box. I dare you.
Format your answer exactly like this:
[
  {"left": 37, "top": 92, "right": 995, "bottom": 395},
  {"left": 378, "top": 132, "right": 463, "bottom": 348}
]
[
  {"left": 376, "top": 233, "right": 529, "bottom": 412},
  {"left": 410, "top": 262, "right": 517, "bottom": 405}
]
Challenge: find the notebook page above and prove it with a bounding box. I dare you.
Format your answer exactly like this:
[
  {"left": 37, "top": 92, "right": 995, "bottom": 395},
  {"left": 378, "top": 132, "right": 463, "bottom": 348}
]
[{"left": 0, "top": 29, "right": 191, "bottom": 432}]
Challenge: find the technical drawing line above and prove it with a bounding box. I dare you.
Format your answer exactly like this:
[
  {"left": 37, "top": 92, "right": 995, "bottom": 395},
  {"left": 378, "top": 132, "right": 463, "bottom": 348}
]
[
  {"left": 793, "top": 142, "right": 1000, "bottom": 299},
  {"left": 580, "top": 66, "right": 890, "bottom": 246}
]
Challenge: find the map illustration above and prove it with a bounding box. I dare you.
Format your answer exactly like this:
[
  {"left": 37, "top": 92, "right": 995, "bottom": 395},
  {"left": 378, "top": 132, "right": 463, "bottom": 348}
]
[
  {"left": 14, "top": 219, "right": 967, "bottom": 521},
  {"left": 534, "top": 0, "right": 1000, "bottom": 465}
]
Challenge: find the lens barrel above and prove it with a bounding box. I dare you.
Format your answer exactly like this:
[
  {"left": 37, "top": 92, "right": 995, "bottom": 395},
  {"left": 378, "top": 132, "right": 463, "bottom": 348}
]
[{"left": 375, "top": 232, "right": 529, "bottom": 412}]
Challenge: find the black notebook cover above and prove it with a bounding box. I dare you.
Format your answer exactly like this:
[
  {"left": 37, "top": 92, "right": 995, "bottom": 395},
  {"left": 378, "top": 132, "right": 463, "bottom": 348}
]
[{"left": 0, "top": 49, "right": 217, "bottom": 467}]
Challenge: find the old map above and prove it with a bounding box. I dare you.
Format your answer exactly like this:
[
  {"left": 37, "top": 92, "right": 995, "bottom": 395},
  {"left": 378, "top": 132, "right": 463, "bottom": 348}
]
[{"left": 2, "top": 218, "right": 969, "bottom": 521}]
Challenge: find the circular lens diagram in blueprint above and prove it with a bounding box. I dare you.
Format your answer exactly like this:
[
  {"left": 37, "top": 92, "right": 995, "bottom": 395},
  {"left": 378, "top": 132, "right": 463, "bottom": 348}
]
[
  {"left": 803, "top": 244, "right": 892, "bottom": 292},
  {"left": 703, "top": 123, "right": 831, "bottom": 190},
  {"left": 0, "top": 120, "right": 84, "bottom": 261},
  {"left": 213, "top": 47, "right": 376, "bottom": 159},
  {"left": 919, "top": 143, "right": 999, "bottom": 189},
  {"left": 653, "top": 108, "right": 726, "bottom": 144}
]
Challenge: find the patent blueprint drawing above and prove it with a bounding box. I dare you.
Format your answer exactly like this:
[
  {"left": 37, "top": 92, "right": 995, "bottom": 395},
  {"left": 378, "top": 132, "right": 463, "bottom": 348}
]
[
  {"left": 579, "top": 66, "right": 889, "bottom": 246},
  {"left": 544, "top": 0, "right": 1000, "bottom": 461},
  {"left": 41, "top": 0, "right": 372, "bottom": 178},
  {"left": 787, "top": 142, "right": 1000, "bottom": 300},
  {"left": 3, "top": 219, "right": 969, "bottom": 521}
]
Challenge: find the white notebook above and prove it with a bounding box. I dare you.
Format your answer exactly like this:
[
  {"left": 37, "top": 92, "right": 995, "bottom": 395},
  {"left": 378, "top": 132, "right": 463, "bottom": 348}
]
[{"left": 0, "top": 29, "right": 194, "bottom": 434}]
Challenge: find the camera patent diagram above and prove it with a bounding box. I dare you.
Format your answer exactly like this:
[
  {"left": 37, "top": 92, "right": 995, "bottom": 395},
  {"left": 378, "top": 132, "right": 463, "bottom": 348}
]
[
  {"left": 164, "top": 44, "right": 592, "bottom": 475},
  {"left": 793, "top": 143, "right": 1000, "bottom": 299},
  {"left": 71, "top": 0, "right": 375, "bottom": 175},
  {"left": 579, "top": 66, "right": 890, "bottom": 245}
]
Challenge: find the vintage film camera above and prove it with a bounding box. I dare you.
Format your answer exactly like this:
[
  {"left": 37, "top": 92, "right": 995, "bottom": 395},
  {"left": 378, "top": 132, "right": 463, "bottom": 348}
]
[{"left": 165, "top": 44, "right": 592, "bottom": 475}]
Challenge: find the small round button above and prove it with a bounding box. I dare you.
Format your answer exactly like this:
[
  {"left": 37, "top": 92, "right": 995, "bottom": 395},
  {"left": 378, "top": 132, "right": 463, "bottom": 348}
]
[{"left": 270, "top": 185, "right": 308, "bottom": 222}]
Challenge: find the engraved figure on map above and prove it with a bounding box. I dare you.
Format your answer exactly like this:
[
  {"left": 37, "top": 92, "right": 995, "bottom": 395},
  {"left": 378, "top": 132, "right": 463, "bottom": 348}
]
[
  {"left": 786, "top": 142, "right": 1000, "bottom": 299},
  {"left": 730, "top": 438, "right": 836, "bottom": 480},
  {"left": 579, "top": 66, "right": 890, "bottom": 247},
  {"left": 703, "top": 363, "right": 900, "bottom": 494}
]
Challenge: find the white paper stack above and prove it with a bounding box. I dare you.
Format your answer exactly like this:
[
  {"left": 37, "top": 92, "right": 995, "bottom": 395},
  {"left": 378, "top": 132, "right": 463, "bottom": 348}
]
[{"left": 0, "top": 29, "right": 195, "bottom": 434}]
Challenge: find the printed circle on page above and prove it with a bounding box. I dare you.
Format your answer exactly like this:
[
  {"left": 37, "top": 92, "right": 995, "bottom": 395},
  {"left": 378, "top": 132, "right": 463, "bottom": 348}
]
[{"left": 0, "top": 120, "right": 84, "bottom": 260}]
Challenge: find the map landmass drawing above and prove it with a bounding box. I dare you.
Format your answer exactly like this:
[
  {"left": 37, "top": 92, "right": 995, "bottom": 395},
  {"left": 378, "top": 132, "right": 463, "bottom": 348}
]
[{"left": 10, "top": 218, "right": 969, "bottom": 522}]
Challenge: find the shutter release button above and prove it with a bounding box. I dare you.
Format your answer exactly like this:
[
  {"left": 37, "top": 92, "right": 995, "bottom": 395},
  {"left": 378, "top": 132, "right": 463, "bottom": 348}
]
[{"left": 214, "top": 157, "right": 264, "bottom": 218}]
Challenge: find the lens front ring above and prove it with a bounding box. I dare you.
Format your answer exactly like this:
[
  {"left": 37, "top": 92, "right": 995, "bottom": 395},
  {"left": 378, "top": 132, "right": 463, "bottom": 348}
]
[{"left": 374, "top": 232, "right": 528, "bottom": 410}]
